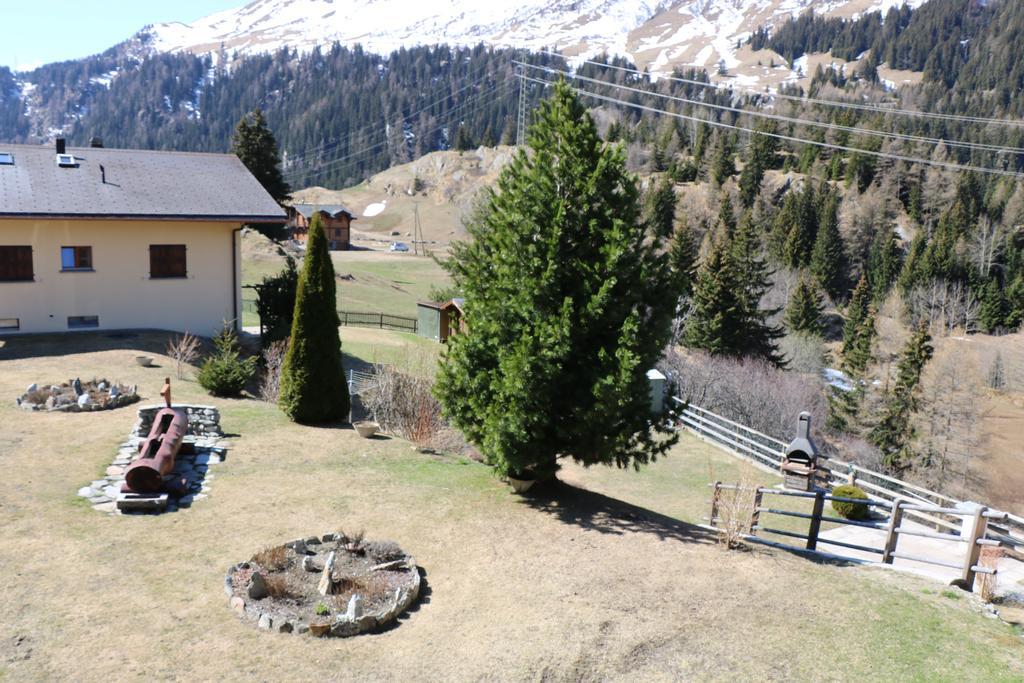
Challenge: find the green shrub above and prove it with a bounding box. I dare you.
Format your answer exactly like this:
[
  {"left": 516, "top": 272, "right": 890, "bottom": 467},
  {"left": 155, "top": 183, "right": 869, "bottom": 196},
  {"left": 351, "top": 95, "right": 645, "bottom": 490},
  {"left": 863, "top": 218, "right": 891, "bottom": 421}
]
[
  {"left": 831, "top": 484, "right": 869, "bottom": 520},
  {"left": 198, "top": 325, "right": 256, "bottom": 397}
]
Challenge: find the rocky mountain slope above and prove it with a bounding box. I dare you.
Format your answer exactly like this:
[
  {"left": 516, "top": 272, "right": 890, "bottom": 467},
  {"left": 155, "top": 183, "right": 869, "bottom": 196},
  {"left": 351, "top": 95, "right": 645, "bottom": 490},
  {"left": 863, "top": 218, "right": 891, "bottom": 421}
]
[{"left": 141, "top": 0, "right": 927, "bottom": 74}]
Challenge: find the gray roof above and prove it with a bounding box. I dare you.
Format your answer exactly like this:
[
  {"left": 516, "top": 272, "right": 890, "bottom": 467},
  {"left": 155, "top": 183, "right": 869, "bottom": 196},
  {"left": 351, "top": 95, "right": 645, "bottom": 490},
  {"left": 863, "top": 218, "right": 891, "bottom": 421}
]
[
  {"left": 0, "top": 143, "right": 286, "bottom": 222},
  {"left": 291, "top": 204, "right": 355, "bottom": 219}
]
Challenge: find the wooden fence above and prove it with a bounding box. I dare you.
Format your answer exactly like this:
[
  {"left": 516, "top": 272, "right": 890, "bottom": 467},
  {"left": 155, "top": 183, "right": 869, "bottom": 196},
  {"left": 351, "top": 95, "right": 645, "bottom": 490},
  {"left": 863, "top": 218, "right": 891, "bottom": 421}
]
[
  {"left": 338, "top": 310, "right": 418, "bottom": 333},
  {"left": 708, "top": 483, "right": 1005, "bottom": 590},
  {"left": 673, "top": 397, "right": 1024, "bottom": 552}
]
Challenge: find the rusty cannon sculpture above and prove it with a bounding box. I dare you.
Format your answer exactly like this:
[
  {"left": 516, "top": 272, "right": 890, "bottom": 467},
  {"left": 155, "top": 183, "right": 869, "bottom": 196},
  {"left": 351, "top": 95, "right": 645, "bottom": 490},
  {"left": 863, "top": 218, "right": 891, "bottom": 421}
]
[{"left": 123, "top": 378, "right": 188, "bottom": 495}]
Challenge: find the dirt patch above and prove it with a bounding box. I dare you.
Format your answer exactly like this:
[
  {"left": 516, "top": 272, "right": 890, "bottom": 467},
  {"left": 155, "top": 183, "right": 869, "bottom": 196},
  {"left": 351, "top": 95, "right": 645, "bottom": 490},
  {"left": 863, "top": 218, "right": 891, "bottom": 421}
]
[{"left": 226, "top": 534, "right": 420, "bottom": 636}]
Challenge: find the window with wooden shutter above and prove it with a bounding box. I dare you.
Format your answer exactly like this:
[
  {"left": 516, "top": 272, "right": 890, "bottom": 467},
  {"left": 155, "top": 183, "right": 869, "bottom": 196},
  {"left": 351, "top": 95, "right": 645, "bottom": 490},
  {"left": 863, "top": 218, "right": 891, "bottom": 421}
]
[
  {"left": 0, "top": 246, "right": 33, "bottom": 281},
  {"left": 149, "top": 244, "right": 187, "bottom": 278}
]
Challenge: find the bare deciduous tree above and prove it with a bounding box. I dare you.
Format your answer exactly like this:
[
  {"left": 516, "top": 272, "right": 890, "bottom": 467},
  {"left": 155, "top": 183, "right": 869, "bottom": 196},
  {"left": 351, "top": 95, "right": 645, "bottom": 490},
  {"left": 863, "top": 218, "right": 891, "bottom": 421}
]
[
  {"left": 661, "top": 347, "right": 827, "bottom": 443},
  {"left": 166, "top": 332, "right": 201, "bottom": 380},
  {"left": 905, "top": 279, "right": 980, "bottom": 336},
  {"left": 915, "top": 345, "right": 981, "bottom": 495},
  {"left": 258, "top": 339, "right": 289, "bottom": 402}
]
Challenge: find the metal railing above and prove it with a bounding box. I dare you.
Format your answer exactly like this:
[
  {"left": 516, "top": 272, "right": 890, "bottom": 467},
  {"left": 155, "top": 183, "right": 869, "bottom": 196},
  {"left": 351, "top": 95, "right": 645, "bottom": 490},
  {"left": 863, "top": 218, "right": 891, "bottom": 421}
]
[
  {"left": 346, "top": 368, "right": 377, "bottom": 396},
  {"left": 675, "top": 397, "right": 1024, "bottom": 551}
]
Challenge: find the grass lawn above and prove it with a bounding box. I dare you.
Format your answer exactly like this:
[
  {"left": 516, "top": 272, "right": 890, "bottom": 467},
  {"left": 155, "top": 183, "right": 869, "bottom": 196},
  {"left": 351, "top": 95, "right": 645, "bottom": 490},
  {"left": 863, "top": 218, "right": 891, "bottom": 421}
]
[
  {"left": 241, "top": 240, "right": 451, "bottom": 327},
  {"left": 1, "top": 333, "right": 1022, "bottom": 681}
]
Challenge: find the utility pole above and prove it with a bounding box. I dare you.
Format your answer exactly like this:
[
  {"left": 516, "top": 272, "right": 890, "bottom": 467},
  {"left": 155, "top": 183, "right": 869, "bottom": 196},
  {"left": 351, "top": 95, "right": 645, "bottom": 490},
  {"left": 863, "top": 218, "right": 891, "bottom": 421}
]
[
  {"left": 413, "top": 203, "right": 422, "bottom": 256},
  {"left": 516, "top": 64, "right": 527, "bottom": 147}
]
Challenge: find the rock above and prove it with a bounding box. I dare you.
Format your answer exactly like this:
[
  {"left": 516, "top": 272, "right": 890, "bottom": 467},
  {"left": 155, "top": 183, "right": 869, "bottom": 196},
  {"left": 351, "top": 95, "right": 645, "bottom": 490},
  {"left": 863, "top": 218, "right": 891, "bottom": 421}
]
[
  {"left": 97, "top": 382, "right": 107, "bottom": 392},
  {"left": 257, "top": 613, "right": 273, "bottom": 630},
  {"left": 88, "top": 495, "right": 110, "bottom": 505},
  {"left": 91, "top": 501, "right": 116, "bottom": 513},
  {"left": 77, "top": 486, "right": 93, "bottom": 498},
  {"left": 26, "top": 383, "right": 37, "bottom": 393},
  {"left": 302, "top": 556, "right": 321, "bottom": 573},
  {"left": 105, "top": 465, "right": 124, "bottom": 477},
  {"left": 102, "top": 485, "right": 120, "bottom": 499},
  {"left": 77, "top": 393, "right": 91, "bottom": 407},
  {"left": 229, "top": 596, "right": 246, "bottom": 617},
  {"left": 321, "top": 533, "right": 336, "bottom": 542},
  {"left": 45, "top": 396, "right": 56, "bottom": 410},
  {"left": 317, "top": 552, "right": 337, "bottom": 596},
  {"left": 346, "top": 594, "right": 363, "bottom": 620},
  {"left": 304, "top": 536, "right": 322, "bottom": 546},
  {"left": 278, "top": 622, "right": 293, "bottom": 634},
  {"left": 109, "top": 386, "right": 120, "bottom": 399},
  {"left": 286, "top": 539, "right": 308, "bottom": 555},
  {"left": 296, "top": 624, "right": 310, "bottom": 635},
  {"left": 248, "top": 572, "right": 269, "bottom": 600},
  {"left": 72, "top": 378, "right": 83, "bottom": 396}
]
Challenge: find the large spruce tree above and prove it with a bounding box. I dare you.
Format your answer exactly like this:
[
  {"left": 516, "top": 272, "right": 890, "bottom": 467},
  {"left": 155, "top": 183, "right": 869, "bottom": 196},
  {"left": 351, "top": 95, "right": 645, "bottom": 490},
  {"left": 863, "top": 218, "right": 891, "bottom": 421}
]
[
  {"left": 278, "top": 214, "right": 350, "bottom": 423},
  {"left": 786, "top": 276, "right": 826, "bottom": 336},
  {"left": 869, "top": 324, "right": 934, "bottom": 472},
  {"left": 435, "top": 82, "right": 677, "bottom": 481},
  {"left": 231, "top": 108, "right": 291, "bottom": 203},
  {"left": 810, "top": 191, "right": 844, "bottom": 300}
]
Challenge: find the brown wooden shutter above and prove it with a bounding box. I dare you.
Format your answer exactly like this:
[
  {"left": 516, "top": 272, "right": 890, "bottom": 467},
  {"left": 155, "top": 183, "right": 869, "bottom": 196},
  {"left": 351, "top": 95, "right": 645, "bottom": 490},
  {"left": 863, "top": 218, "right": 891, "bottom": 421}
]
[
  {"left": 0, "top": 246, "right": 33, "bottom": 281},
  {"left": 149, "top": 245, "right": 187, "bottom": 278}
]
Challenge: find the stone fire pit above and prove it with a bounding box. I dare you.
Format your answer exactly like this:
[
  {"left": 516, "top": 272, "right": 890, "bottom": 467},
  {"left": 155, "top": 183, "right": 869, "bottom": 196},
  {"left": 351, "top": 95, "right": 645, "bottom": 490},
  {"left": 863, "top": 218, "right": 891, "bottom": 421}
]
[
  {"left": 16, "top": 378, "right": 138, "bottom": 412},
  {"left": 225, "top": 533, "right": 421, "bottom": 637}
]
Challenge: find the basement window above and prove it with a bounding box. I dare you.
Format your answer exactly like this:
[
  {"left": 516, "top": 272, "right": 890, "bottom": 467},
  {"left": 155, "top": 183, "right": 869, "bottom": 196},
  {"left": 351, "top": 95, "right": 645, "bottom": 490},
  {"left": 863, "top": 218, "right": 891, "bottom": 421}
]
[
  {"left": 0, "top": 153, "right": 13, "bottom": 165},
  {"left": 61, "top": 246, "right": 93, "bottom": 271},
  {"left": 0, "top": 318, "right": 18, "bottom": 330},
  {"left": 68, "top": 315, "right": 99, "bottom": 329}
]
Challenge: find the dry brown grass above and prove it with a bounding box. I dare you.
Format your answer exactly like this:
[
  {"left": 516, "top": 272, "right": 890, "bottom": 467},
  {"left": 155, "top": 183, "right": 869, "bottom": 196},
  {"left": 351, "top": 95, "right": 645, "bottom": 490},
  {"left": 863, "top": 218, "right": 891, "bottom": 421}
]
[
  {"left": 251, "top": 545, "right": 288, "bottom": 571},
  {"left": 0, "top": 331, "right": 1021, "bottom": 681},
  {"left": 262, "top": 573, "right": 295, "bottom": 600}
]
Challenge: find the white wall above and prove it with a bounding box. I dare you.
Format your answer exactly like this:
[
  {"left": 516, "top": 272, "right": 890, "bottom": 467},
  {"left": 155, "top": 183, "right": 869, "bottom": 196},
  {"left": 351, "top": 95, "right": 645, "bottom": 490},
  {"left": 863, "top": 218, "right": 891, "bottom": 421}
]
[{"left": 0, "top": 218, "right": 241, "bottom": 337}]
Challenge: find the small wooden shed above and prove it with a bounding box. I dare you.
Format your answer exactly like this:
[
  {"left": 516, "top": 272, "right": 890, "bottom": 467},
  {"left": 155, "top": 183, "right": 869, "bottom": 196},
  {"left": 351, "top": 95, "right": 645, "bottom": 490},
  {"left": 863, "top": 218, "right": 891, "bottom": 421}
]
[{"left": 416, "top": 298, "right": 465, "bottom": 342}]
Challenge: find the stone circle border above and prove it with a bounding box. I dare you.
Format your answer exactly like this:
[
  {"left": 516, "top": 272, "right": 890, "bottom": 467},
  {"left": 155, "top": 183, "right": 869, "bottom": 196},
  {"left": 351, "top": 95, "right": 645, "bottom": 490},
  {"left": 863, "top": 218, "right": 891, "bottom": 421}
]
[{"left": 224, "top": 534, "right": 422, "bottom": 637}]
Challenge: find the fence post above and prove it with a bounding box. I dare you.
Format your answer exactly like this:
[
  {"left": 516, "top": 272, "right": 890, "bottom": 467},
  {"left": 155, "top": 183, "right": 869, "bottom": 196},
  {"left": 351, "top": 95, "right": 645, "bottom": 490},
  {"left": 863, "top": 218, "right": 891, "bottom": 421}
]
[
  {"left": 961, "top": 507, "right": 989, "bottom": 591},
  {"left": 750, "top": 488, "right": 763, "bottom": 536},
  {"left": 882, "top": 501, "right": 904, "bottom": 564},
  {"left": 709, "top": 481, "right": 722, "bottom": 528},
  {"left": 806, "top": 490, "right": 825, "bottom": 551}
]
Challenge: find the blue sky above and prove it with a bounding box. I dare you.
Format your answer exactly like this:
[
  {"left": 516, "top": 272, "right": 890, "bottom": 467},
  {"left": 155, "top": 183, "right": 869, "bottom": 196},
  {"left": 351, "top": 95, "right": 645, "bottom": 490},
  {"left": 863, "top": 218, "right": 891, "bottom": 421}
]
[{"left": 0, "top": 1, "right": 241, "bottom": 70}]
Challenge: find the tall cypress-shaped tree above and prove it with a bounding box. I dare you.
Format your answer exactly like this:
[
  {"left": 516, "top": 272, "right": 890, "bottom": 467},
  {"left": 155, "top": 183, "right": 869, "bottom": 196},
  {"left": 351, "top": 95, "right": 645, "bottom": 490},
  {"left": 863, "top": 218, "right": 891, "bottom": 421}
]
[
  {"left": 786, "top": 276, "right": 826, "bottom": 336},
  {"left": 278, "top": 214, "right": 349, "bottom": 423},
  {"left": 435, "top": 82, "right": 677, "bottom": 481},
  {"left": 810, "top": 191, "right": 844, "bottom": 300},
  {"left": 231, "top": 108, "right": 291, "bottom": 203}
]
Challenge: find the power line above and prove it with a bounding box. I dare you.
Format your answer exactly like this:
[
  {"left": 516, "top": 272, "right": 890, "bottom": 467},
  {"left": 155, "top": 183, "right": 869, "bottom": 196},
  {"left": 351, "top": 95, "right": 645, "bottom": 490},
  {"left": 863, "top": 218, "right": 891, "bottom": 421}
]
[
  {"left": 519, "top": 74, "right": 1023, "bottom": 179},
  {"left": 538, "top": 50, "right": 1024, "bottom": 129},
  {"left": 516, "top": 62, "right": 1024, "bottom": 156},
  {"left": 286, "top": 62, "right": 510, "bottom": 167},
  {"left": 287, "top": 79, "right": 514, "bottom": 186}
]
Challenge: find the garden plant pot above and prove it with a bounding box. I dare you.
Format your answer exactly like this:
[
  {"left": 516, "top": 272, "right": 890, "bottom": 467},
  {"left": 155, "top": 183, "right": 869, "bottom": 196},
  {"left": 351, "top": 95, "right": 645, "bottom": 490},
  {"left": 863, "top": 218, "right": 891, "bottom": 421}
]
[
  {"left": 135, "top": 356, "right": 154, "bottom": 367},
  {"left": 354, "top": 421, "right": 379, "bottom": 438},
  {"left": 309, "top": 622, "right": 331, "bottom": 637},
  {"left": 507, "top": 474, "right": 536, "bottom": 493}
]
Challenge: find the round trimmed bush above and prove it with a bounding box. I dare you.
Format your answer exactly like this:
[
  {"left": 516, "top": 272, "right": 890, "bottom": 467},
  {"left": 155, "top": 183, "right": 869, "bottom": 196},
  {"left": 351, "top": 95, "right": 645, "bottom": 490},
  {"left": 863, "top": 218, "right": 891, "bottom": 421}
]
[{"left": 831, "top": 484, "right": 869, "bottom": 520}]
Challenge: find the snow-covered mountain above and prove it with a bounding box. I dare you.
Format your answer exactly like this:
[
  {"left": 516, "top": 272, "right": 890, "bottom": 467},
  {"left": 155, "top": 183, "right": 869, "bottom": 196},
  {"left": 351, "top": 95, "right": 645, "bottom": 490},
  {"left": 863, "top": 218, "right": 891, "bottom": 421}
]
[{"left": 140, "top": 0, "right": 927, "bottom": 73}]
